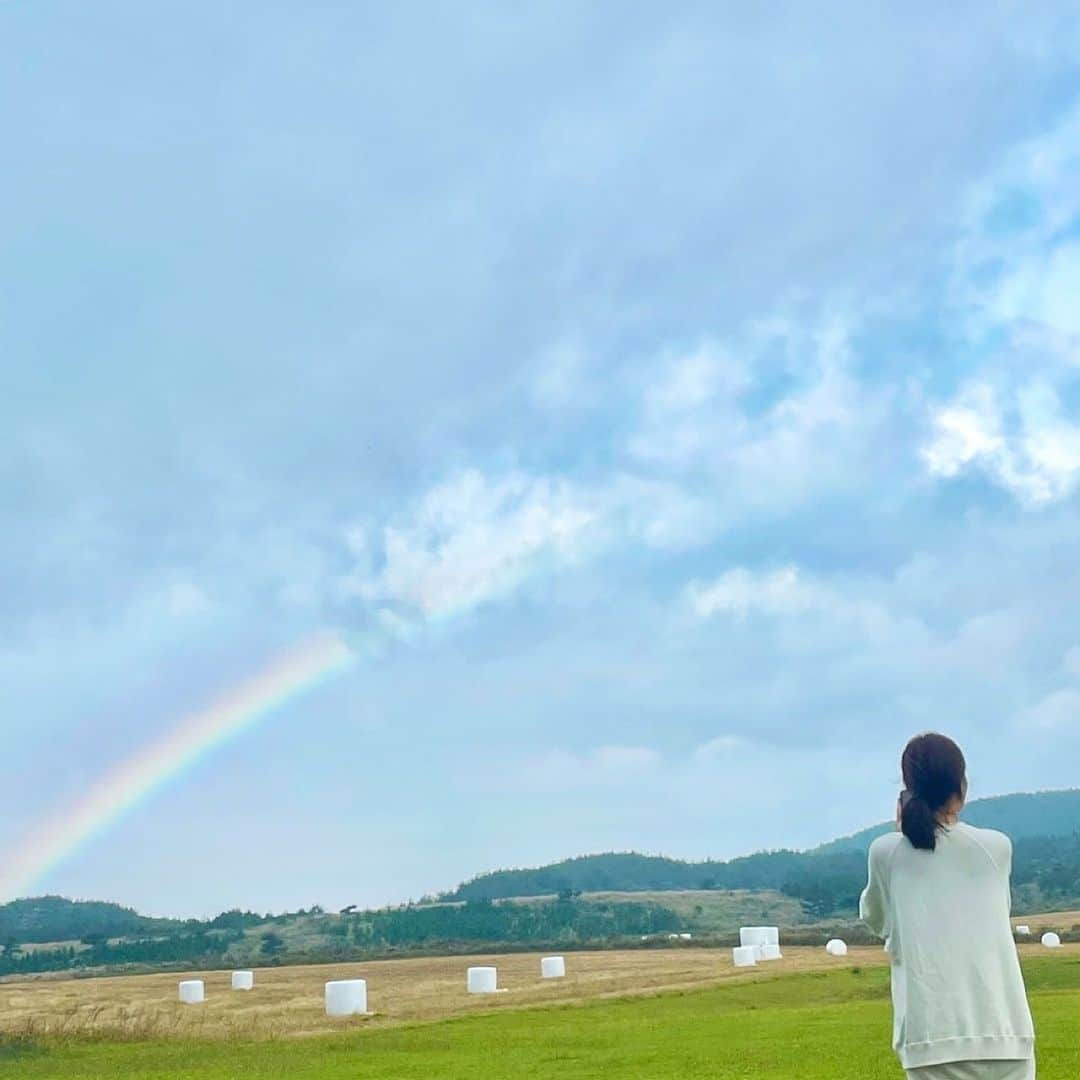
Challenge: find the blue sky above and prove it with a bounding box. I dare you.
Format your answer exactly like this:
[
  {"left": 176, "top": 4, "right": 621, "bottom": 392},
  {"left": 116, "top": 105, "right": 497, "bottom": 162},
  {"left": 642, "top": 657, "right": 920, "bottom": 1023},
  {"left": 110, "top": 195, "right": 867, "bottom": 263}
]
[{"left": 3, "top": 3, "right": 1080, "bottom": 917}]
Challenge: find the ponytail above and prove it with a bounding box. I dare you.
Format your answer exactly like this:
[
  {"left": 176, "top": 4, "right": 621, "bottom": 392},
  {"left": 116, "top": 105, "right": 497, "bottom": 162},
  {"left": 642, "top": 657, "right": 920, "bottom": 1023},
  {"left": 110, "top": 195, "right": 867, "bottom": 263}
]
[
  {"left": 901, "top": 791, "right": 939, "bottom": 851},
  {"left": 900, "top": 732, "right": 966, "bottom": 853}
]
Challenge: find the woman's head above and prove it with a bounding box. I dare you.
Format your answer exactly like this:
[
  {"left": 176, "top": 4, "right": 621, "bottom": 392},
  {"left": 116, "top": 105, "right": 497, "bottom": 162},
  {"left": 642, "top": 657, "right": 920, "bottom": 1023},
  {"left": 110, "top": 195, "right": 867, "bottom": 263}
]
[{"left": 900, "top": 732, "right": 967, "bottom": 851}]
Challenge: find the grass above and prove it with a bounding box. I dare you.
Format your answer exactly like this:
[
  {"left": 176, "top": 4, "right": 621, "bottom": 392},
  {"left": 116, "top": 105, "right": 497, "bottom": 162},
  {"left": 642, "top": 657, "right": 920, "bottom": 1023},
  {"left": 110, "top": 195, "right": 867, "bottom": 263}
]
[
  {"left": 574, "top": 889, "right": 810, "bottom": 933},
  {"left": 3, "top": 953, "right": 1080, "bottom": 1078}
]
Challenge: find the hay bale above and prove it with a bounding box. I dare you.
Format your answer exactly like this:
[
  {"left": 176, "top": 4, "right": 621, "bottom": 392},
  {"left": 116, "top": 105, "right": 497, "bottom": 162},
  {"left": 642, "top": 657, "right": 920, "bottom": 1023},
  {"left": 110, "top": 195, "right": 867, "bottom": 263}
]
[
  {"left": 467, "top": 966, "right": 500, "bottom": 993},
  {"left": 732, "top": 945, "right": 758, "bottom": 968},
  {"left": 541, "top": 956, "right": 566, "bottom": 978},
  {"left": 325, "top": 979, "right": 370, "bottom": 1016}
]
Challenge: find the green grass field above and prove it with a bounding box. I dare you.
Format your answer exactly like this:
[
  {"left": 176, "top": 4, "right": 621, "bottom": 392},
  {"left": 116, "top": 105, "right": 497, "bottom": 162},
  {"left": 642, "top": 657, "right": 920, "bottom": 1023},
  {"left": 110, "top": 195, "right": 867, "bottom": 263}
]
[{"left": 3, "top": 957, "right": 1078, "bottom": 1079}]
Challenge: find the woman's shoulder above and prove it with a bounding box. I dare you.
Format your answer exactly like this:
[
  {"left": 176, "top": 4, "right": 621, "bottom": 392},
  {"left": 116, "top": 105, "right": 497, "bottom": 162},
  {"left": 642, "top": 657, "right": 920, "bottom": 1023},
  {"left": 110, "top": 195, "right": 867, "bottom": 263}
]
[
  {"left": 954, "top": 821, "right": 1013, "bottom": 865},
  {"left": 868, "top": 830, "right": 904, "bottom": 862}
]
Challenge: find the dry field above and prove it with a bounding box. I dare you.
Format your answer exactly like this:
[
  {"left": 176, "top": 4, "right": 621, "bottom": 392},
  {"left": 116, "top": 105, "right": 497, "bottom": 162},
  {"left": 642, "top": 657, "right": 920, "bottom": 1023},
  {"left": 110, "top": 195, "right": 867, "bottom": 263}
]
[
  {"left": 4, "top": 939, "right": 1073, "bottom": 1044},
  {"left": 1013, "top": 910, "right": 1080, "bottom": 934},
  {"left": 0, "top": 945, "right": 891, "bottom": 1041}
]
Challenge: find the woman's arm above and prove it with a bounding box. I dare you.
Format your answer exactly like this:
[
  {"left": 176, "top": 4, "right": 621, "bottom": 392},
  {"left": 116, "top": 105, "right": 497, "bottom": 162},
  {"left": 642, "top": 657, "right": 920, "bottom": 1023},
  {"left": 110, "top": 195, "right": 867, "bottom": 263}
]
[{"left": 859, "top": 838, "right": 890, "bottom": 939}]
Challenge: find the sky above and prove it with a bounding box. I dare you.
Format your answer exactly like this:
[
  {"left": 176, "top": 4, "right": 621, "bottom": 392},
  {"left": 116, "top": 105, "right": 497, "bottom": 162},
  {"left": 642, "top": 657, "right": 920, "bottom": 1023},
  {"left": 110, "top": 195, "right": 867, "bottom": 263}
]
[{"left": 3, "top": 2, "right": 1080, "bottom": 917}]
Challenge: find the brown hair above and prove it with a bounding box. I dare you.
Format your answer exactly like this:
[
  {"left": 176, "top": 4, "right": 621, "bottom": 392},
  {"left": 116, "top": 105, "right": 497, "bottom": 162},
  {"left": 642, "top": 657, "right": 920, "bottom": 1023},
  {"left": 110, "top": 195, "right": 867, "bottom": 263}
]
[{"left": 900, "top": 732, "right": 966, "bottom": 851}]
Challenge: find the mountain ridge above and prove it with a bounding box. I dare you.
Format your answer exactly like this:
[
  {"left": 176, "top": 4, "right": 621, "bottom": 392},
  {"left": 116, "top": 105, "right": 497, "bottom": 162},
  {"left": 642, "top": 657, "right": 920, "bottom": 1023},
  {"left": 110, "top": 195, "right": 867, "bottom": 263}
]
[
  {"left": 5, "top": 789, "right": 1079, "bottom": 942},
  {"left": 811, "top": 789, "right": 1080, "bottom": 856},
  {"left": 444, "top": 789, "right": 1080, "bottom": 902}
]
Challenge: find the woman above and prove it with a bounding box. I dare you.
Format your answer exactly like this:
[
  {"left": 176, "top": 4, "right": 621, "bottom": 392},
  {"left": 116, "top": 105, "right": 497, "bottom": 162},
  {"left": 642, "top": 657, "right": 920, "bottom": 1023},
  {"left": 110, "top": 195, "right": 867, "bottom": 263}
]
[{"left": 860, "top": 732, "right": 1035, "bottom": 1079}]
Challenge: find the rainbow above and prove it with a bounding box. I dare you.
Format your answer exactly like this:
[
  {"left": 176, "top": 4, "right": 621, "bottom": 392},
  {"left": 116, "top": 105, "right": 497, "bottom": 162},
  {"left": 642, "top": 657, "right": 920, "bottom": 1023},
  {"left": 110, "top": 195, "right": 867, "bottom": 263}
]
[{"left": 0, "top": 634, "right": 354, "bottom": 903}]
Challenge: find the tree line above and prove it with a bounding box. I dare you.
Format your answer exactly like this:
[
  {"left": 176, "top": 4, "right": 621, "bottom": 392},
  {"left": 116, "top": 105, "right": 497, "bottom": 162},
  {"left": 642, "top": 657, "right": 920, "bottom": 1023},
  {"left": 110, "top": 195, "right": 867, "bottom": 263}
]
[{"left": 4, "top": 832, "right": 1080, "bottom": 978}]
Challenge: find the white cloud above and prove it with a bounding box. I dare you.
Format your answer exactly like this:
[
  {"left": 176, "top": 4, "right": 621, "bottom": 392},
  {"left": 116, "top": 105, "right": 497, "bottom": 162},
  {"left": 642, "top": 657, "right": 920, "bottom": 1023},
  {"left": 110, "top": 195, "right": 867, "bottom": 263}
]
[
  {"left": 688, "top": 566, "right": 817, "bottom": 619},
  {"left": 604, "top": 473, "right": 721, "bottom": 551},
  {"left": 921, "top": 383, "right": 1004, "bottom": 478},
  {"left": 340, "top": 308, "right": 898, "bottom": 638},
  {"left": 341, "top": 466, "right": 723, "bottom": 626},
  {"left": 627, "top": 341, "right": 745, "bottom": 469},
  {"left": 926, "top": 104, "right": 1080, "bottom": 508},
  {"left": 686, "top": 565, "right": 894, "bottom": 636},
  {"left": 627, "top": 316, "right": 887, "bottom": 514},
  {"left": 373, "top": 470, "right": 600, "bottom": 618},
  {"left": 648, "top": 342, "right": 748, "bottom": 417},
  {"left": 922, "top": 380, "right": 1080, "bottom": 506},
  {"left": 954, "top": 104, "right": 1080, "bottom": 327}
]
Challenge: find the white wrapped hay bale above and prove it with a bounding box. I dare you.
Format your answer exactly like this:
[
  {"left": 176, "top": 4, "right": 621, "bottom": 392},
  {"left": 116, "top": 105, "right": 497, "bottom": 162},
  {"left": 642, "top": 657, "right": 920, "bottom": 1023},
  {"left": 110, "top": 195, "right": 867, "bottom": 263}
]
[
  {"left": 679, "top": 933, "right": 692, "bottom": 940},
  {"left": 743, "top": 924, "right": 768, "bottom": 959},
  {"left": 1015, "top": 925, "right": 1031, "bottom": 936},
  {"left": 1042, "top": 932, "right": 1062, "bottom": 949},
  {"left": 541, "top": 956, "right": 566, "bottom": 979},
  {"left": 732, "top": 945, "right": 758, "bottom": 967},
  {"left": 325, "top": 979, "right": 369, "bottom": 1016},
  {"left": 761, "top": 943, "right": 782, "bottom": 961},
  {"left": 825, "top": 939, "right": 848, "bottom": 957},
  {"left": 231, "top": 970, "right": 254, "bottom": 991},
  {"left": 738, "top": 928, "right": 773, "bottom": 963},
  {"left": 763, "top": 927, "right": 780, "bottom": 946},
  {"left": 467, "top": 966, "right": 500, "bottom": 993},
  {"left": 178, "top": 979, "right": 205, "bottom": 1004}
]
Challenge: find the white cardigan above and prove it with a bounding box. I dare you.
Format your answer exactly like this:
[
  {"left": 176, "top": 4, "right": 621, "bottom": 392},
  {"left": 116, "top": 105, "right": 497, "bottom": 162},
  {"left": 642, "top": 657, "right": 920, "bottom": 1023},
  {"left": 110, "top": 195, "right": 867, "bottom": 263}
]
[{"left": 859, "top": 821, "right": 1035, "bottom": 1069}]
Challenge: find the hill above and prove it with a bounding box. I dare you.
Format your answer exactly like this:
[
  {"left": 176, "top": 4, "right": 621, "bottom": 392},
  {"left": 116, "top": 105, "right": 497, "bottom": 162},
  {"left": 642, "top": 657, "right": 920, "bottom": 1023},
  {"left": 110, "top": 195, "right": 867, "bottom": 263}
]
[
  {"left": 0, "top": 896, "right": 181, "bottom": 946},
  {"left": 813, "top": 789, "right": 1080, "bottom": 855},
  {"left": 4, "top": 789, "right": 1080, "bottom": 979},
  {"left": 443, "top": 850, "right": 816, "bottom": 902},
  {"left": 446, "top": 790, "right": 1080, "bottom": 902}
]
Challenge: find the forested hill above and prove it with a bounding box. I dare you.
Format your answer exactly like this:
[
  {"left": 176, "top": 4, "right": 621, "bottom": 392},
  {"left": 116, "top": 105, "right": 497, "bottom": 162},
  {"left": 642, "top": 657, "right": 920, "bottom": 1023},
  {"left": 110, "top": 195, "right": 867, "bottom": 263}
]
[
  {"left": 0, "top": 896, "right": 181, "bottom": 945},
  {"left": 5, "top": 789, "right": 1079, "bottom": 952},
  {"left": 813, "top": 790, "right": 1080, "bottom": 856},
  {"left": 445, "top": 789, "right": 1080, "bottom": 902},
  {"left": 443, "top": 851, "right": 805, "bottom": 902},
  {"left": 3, "top": 790, "right": 1080, "bottom": 977}
]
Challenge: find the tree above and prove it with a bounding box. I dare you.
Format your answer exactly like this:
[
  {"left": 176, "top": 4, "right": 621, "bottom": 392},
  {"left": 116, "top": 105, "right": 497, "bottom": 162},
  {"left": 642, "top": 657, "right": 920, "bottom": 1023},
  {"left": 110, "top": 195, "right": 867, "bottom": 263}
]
[{"left": 260, "top": 931, "right": 286, "bottom": 957}]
